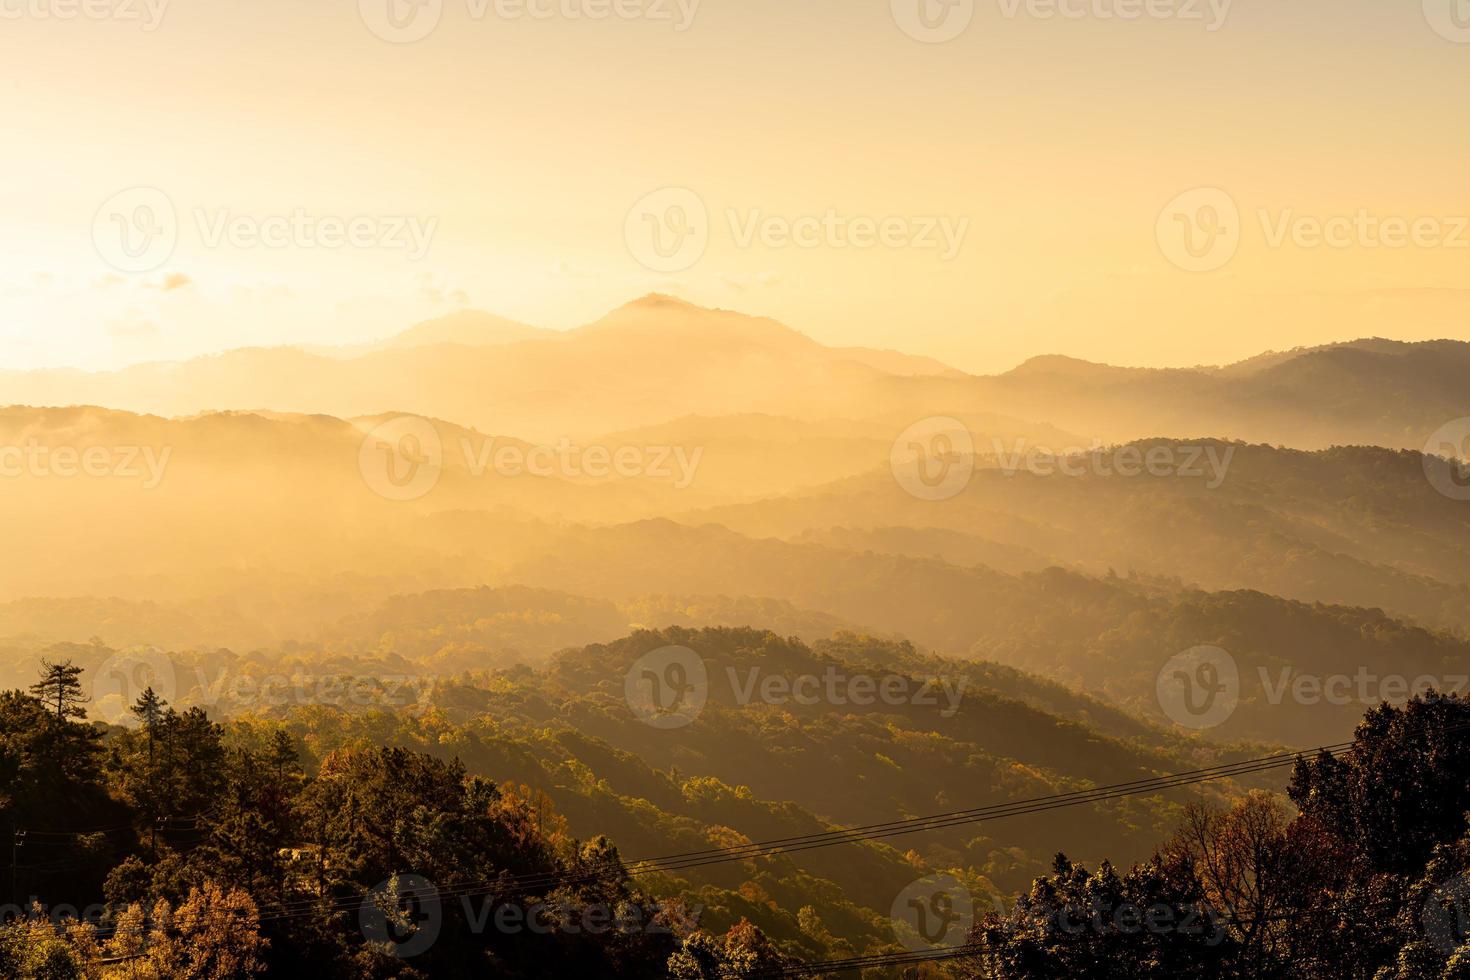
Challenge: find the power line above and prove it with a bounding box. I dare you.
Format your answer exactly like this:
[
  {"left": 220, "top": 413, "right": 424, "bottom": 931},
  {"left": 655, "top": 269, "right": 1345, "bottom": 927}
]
[
  {"left": 270, "top": 744, "right": 1330, "bottom": 916},
  {"left": 69, "top": 739, "right": 1341, "bottom": 941},
  {"left": 65, "top": 720, "right": 1469, "bottom": 953}
]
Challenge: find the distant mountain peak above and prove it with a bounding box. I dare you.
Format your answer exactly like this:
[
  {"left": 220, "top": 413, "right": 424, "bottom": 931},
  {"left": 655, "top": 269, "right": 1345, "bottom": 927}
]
[
  {"left": 598, "top": 293, "right": 760, "bottom": 327},
  {"left": 623, "top": 292, "right": 708, "bottom": 312},
  {"left": 1215, "top": 337, "right": 1470, "bottom": 377},
  {"left": 578, "top": 294, "right": 814, "bottom": 347},
  {"left": 1003, "top": 354, "right": 1156, "bottom": 381},
  {"left": 1010, "top": 354, "right": 1107, "bottom": 372}
]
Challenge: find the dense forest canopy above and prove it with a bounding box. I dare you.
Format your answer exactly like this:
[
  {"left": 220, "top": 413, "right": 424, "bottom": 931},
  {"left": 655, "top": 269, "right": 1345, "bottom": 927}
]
[{"left": 2, "top": 635, "right": 1468, "bottom": 978}]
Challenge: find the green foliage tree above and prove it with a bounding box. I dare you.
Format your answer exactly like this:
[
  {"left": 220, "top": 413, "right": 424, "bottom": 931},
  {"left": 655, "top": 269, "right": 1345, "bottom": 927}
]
[
  {"left": 970, "top": 854, "right": 1237, "bottom": 979},
  {"left": 197, "top": 730, "right": 302, "bottom": 903},
  {"left": 1290, "top": 694, "right": 1470, "bottom": 875},
  {"left": 668, "top": 919, "right": 794, "bottom": 978},
  {"left": 0, "top": 909, "right": 88, "bottom": 980},
  {"left": 107, "top": 692, "right": 225, "bottom": 857}
]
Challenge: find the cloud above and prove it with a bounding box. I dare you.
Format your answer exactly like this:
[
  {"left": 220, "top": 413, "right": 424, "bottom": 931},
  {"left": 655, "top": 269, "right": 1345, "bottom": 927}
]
[
  {"left": 93, "top": 272, "right": 193, "bottom": 291},
  {"left": 139, "top": 272, "right": 194, "bottom": 291},
  {"left": 416, "top": 271, "right": 471, "bottom": 307}
]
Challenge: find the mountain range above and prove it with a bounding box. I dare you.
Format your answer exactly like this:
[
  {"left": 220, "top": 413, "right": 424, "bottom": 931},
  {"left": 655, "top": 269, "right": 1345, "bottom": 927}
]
[
  {"left": 1, "top": 296, "right": 1467, "bottom": 753},
  {"left": 5, "top": 296, "right": 1467, "bottom": 449}
]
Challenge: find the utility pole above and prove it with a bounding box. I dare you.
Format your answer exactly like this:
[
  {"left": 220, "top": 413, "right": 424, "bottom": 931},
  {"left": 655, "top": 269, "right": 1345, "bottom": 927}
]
[{"left": 11, "top": 830, "right": 25, "bottom": 908}]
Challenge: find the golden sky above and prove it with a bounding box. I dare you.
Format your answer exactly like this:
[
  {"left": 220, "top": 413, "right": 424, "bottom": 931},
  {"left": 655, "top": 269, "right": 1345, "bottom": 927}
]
[{"left": 2, "top": 0, "right": 1468, "bottom": 372}]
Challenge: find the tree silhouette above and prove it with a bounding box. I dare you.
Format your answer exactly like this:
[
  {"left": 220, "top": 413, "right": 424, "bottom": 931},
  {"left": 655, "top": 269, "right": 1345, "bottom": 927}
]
[{"left": 29, "top": 659, "right": 88, "bottom": 723}]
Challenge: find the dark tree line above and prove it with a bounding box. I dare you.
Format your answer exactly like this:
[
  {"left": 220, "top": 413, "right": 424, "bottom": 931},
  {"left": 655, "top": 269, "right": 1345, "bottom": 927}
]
[
  {"left": 0, "top": 660, "right": 788, "bottom": 978},
  {"left": 968, "top": 693, "right": 1470, "bottom": 979},
  {"left": 10, "top": 656, "right": 1467, "bottom": 978}
]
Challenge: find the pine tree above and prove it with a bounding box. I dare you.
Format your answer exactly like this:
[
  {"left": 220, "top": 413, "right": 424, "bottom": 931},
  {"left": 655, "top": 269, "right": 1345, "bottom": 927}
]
[
  {"left": 120, "top": 687, "right": 171, "bottom": 856},
  {"left": 29, "top": 659, "right": 88, "bottom": 723},
  {"left": 129, "top": 686, "right": 166, "bottom": 761}
]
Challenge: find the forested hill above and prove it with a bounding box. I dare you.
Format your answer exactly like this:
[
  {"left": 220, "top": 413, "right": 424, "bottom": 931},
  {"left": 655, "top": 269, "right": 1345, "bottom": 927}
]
[
  {"left": 4, "top": 642, "right": 1470, "bottom": 978},
  {"left": 0, "top": 628, "right": 1264, "bottom": 976}
]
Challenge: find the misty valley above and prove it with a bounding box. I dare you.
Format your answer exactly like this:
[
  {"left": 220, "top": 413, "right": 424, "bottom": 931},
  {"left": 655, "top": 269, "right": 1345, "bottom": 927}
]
[
  {"left": 0, "top": 298, "right": 1468, "bottom": 978},
  {"left": 5, "top": 3, "right": 1470, "bottom": 976}
]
